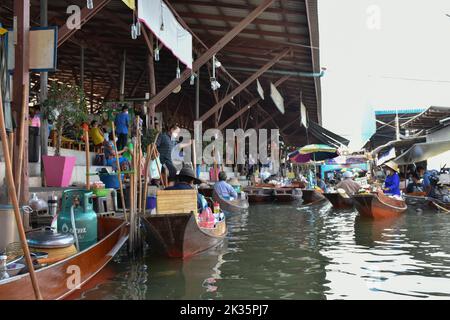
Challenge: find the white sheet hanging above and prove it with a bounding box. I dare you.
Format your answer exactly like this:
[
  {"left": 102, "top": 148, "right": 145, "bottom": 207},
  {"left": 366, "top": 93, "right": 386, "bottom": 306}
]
[{"left": 138, "top": 0, "right": 193, "bottom": 69}]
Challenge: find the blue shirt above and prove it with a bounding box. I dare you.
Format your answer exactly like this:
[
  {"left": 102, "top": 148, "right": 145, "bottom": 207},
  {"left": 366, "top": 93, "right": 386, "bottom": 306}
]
[
  {"left": 114, "top": 112, "right": 129, "bottom": 134},
  {"left": 214, "top": 181, "right": 238, "bottom": 199},
  {"left": 165, "top": 183, "right": 203, "bottom": 210},
  {"left": 422, "top": 172, "right": 431, "bottom": 188},
  {"left": 384, "top": 172, "right": 400, "bottom": 196}
]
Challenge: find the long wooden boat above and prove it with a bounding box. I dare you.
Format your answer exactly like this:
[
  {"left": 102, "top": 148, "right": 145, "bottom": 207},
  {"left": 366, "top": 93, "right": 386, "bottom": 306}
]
[
  {"left": 323, "top": 192, "right": 354, "bottom": 209},
  {"left": 213, "top": 191, "right": 249, "bottom": 215},
  {"left": 0, "top": 217, "right": 129, "bottom": 300},
  {"left": 299, "top": 189, "right": 328, "bottom": 207},
  {"left": 405, "top": 193, "right": 450, "bottom": 212},
  {"left": 244, "top": 187, "right": 274, "bottom": 203},
  {"left": 352, "top": 192, "right": 407, "bottom": 219},
  {"left": 142, "top": 213, "right": 227, "bottom": 259},
  {"left": 273, "top": 187, "right": 303, "bottom": 203}
]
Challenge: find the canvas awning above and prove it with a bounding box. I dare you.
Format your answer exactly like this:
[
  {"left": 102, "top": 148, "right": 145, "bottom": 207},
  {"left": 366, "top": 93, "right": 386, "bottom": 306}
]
[
  {"left": 394, "top": 140, "right": 450, "bottom": 165},
  {"left": 308, "top": 121, "right": 350, "bottom": 147}
]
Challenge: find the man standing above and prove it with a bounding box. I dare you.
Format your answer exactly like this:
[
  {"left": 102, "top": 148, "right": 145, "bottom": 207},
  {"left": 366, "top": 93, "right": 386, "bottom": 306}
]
[{"left": 114, "top": 105, "right": 129, "bottom": 151}]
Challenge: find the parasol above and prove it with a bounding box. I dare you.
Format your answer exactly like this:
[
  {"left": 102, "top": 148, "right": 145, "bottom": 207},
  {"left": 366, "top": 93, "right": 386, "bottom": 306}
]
[{"left": 289, "top": 144, "right": 339, "bottom": 164}]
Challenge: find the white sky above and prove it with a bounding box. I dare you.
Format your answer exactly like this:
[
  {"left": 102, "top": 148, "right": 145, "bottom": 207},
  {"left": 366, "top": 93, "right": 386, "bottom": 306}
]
[{"left": 319, "top": 0, "right": 450, "bottom": 149}]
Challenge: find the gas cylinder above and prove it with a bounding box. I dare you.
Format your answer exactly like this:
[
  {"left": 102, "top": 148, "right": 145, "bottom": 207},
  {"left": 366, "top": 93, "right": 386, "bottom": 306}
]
[{"left": 57, "top": 190, "right": 98, "bottom": 251}]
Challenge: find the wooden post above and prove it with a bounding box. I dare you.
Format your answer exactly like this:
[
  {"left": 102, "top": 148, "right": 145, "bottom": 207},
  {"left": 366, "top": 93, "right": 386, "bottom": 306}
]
[
  {"left": 142, "top": 144, "right": 152, "bottom": 216},
  {"left": 13, "top": 0, "right": 30, "bottom": 206},
  {"left": 137, "top": 118, "right": 142, "bottom": 213},
  {"left": 111, "top": 122, "right": 127, "bottom": 221},
  {"left": 192, "top": 139, "right": 197, "bottom": 177},
  {"left": 84, "top": 129, "right": 90, "bottom": 190},
  {"left": 0, "top": 83, "right": 43, "bottom": 300},
  {"left": 16, "top": 85, "right": 28, "bottom": 201}
]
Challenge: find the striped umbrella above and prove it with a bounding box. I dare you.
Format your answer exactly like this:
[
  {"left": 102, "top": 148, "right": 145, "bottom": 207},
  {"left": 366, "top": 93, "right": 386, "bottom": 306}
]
[{"left": 289, "top": 144, "right": 339, "bottom": 164}]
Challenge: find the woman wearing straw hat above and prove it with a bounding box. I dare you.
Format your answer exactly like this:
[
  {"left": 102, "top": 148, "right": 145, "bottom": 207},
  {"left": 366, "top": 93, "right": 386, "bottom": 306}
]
[{"left": 382, "top": 161, "right": 401, "bottom": 196}]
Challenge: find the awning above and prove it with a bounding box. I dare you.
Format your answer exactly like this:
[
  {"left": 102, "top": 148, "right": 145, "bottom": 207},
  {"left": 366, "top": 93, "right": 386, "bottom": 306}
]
[
  {"left": 308, "top": 121, "right": 350, "bottom": 147},
  {"left": 394, "top": 140, "right": 450, "bottom": 165},
  {"left": 370, "top": 137, "right": 426, "bottom": 158}
]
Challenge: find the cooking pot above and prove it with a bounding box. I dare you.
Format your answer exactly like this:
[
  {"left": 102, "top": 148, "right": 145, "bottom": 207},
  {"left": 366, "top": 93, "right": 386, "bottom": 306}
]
[{"left": 27, "top": 227, "right": 77, "bottom": 261}]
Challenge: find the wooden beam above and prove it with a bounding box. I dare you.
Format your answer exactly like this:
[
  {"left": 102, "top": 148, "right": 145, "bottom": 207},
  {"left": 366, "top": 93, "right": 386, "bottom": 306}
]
[
  {"left": 58, "top": 0, "right": 112, "bottom": 47},
  {"left": 147, "top": 0, "right": 277, "bottom": 108},
  {"left": 200, "top": 48, "right": 290, "bottom": 122},
  {"left": 218, "top": 76, "right": 290, "bottom": 130}
]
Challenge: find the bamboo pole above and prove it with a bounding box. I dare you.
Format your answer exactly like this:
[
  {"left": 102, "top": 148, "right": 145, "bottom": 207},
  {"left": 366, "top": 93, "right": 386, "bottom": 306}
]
[
  {"left": 84, "top": 129, "right": 90, "bottom": 190},
  {"left": 0, "top": 84, "right": 43, "bottom": 300},
  {"left": 8, "top": 132, "right": 14, "bottom": 164},
  {"left": 16, "top": 85, "right": 28, "bottom": 200},
  {"left": 142, "top": 144, "right": 152, "bottom": 216},
  {"left": 111, "top": 122, "right": 127, "bottom": 222},
  {"left": 192, "top": 138, "right": 197, "bottom": 177},
  {"left": 137, "top": 118, "right": 142, "bottom": 214}
]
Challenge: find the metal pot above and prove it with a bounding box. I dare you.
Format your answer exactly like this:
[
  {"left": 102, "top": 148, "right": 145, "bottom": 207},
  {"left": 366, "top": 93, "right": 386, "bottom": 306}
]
[{"left": 26, "top": 227, "right": 75, "bottom": 249}]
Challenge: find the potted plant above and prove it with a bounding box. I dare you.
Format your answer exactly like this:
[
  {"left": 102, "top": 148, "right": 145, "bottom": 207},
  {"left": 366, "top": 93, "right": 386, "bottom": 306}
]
[{"left": 41, "top": 82, "right": 88, "bottom": 187}]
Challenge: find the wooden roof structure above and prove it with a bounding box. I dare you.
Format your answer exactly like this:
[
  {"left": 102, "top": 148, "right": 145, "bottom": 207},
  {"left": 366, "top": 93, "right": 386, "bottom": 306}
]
[
  {"left": 402, "top": 106, "right": 450, "bottom": 131},
  {"left": 0, "top": 0, "right": 322, "bottom": 145}
]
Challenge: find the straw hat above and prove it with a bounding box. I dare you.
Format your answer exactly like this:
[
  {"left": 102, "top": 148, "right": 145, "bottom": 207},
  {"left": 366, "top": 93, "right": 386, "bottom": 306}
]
[
  {"left": 229, "top": 177, "right": 240, "bottom": 186},
  {"left": 384, "top": 161, "right": 399, "bottom": 173},
  {"left": 343, "top": 171, "right": 354, "bottom": 179}
]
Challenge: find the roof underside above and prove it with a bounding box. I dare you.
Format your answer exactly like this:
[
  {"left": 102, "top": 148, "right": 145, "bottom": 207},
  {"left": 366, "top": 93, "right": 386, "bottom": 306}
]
[
  {"left": 0, "top": 0, "right": 322, "bottom": 146},
  {"left": 402, "top": 106, "right": 450, "bottom": 131}
]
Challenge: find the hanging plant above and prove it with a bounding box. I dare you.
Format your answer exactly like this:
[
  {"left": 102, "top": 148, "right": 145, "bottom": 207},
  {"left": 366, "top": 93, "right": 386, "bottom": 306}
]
[{"left": 41, "top": 82, "right": 88, "bottom": 156}]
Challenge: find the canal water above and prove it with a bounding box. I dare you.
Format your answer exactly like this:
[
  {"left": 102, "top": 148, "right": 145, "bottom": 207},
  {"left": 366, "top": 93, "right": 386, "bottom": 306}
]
[{"left": 75, "top": 203, "right": 450, "bottom": 300}]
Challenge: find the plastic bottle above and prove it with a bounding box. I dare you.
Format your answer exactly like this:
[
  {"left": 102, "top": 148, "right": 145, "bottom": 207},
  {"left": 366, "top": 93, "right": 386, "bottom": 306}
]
[
  {"left": 213, "top": 202, "right": 220, "bottom": 214},
  {"left": 0, "top": 255, "right": 9, "bottom": 280}
]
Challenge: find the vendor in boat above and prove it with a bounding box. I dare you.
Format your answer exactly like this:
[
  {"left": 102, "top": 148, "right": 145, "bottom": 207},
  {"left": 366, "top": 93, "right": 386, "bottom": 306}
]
[
  {"left": 165, "top": 166, "right": 207, "bottom": 211},
  {"left": 214, "top": 172, "right": 238, "bottom": 200},
  {"left": 382, "top": 161, "right": 401, "bottom": 196},
  {"left": 416, "top": 166, "right": 432, "bottom": 195},
  {"left": 406, "top": 172, "right": 424, "bottom": 194},
  {"left": 336, "top": 171, "right": 361, "bottom": 195},
  {"left": 316, "top": 173, "right": 329, "bottom": 192}
]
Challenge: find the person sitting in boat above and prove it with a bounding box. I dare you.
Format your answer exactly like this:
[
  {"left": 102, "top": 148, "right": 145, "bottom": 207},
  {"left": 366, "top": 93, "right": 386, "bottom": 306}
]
[
  {"left": 406, "top": 173, "right": 424, "bottom": 194},
  {"left": 214, "top": 172, "right": 238, "bottom": 200},
  {"left": 382, "top": 161, "right": 401, "bottom": 196},
  {"left": 416, "top": 166, "right": 432, "bottom": 195},
  {"left": 336, "top": 171, "right": 361, "bottom": 195},
  {"left": 165, "top": 166, "right": 207, "bottom": 211},
  {"left": 316, "top": 173, "right": 329, "bottom": 193}
]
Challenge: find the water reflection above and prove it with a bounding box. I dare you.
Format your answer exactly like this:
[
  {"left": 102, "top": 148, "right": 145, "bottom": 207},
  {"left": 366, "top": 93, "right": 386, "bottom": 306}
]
[{"left": 76, "top": 204, "right": 450, "bottom": 300}]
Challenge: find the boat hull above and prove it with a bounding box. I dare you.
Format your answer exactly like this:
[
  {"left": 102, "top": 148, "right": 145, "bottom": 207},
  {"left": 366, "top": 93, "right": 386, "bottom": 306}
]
[
  {"left": 0, "top": 217, "right": 129, "bottom": 300},
  {"left": 300, "top": 189, "right": 328, "bottom": 207},
  {"left": 244, "top": 187, "right": 275, "bottom": 203},
  {"left": 323, "top": 193, "right": 354, "bottom": 209},
  {"left": 405, "top": 194, "right": 450, "bottom": 212},
  {"left": 273, "top": 188, "right": 303, "bottom": 203},
  {"left": 213, "top": 192, "right": 249, "bottom": 215},
  {"left": 142, "top": 213, "right": 227, "bottom": 259},
  {"left": 352, "top": 193, "right": 407, "bottom": 219}
]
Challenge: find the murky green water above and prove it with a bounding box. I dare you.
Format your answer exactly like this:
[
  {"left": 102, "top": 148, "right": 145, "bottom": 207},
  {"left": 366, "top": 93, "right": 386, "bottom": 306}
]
[{"left": 76, "top": 203, "right": 450, "bottom": 300}]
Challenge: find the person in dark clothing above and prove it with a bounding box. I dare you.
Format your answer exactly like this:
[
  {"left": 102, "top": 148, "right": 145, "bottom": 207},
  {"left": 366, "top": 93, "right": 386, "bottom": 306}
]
[
  {"left": 156, "top": 125, "right": 191, "bottom": 183},
  {"left": 406, "top": 173, "right": 424, "bottom": 194},
  {"left": 114, "top": 105, "right": 129, "bottom": 151},
  {"left": 165, "top": 166, "right": 205, "bottom": 211}
]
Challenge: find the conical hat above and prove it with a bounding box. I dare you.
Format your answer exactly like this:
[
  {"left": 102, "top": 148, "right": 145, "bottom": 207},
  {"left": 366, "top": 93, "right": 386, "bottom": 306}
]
[
  {"left": 384, "top": 161, "right": 399, "bottom": 172},
  {"left": 229, "top": 177, "right": 240, "bottom": 186}
]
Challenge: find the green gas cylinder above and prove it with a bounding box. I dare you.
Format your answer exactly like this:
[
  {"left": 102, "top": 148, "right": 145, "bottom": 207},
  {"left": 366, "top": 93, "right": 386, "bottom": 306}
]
[{"left": 57, "top": 190, "right": 98, "bottom": 251}]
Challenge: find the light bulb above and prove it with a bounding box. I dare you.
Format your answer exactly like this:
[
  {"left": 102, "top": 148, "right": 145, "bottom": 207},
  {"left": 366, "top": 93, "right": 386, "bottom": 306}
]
[
  {"left": 87, "top": 0, "right": 94, "bottom": 9},
  {"left": 135, "top": 20, "right": 141, "bottom": 36},
  {"left": 131, "top": 24, "right": 137, "bottom": 40},
  {"left": 154, "top": 47, "right": 160, "bottom": 61},
  {"left": 176, "top": 66, "right": 181, "bottom": 79},
  {"left": 160, "top": 22, "right": 164, "bottom": 31},
  {"left": 190, "top": 73, "right": 195, "bottom": 85},
  {"left": 214, "top": 59, "right": 222, "bottom": 68}
]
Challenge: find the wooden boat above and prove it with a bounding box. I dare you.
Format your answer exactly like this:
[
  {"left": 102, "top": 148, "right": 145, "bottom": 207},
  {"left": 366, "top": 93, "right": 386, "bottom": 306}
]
[
  {"left": 213, "top": 191, "right": 249, "bottom": 215},
  {"left": 352, "top": 192, "right": 407, "bottom": 219},
  {"left": 142, "top": 213, "right": 227, "bottom": 259},
  {"left": 0, "top": 217, "right": 129, "bottom": 300},
  {"left": 299, "top": 189, "right": 328, "bottom": 207},
  {"left": 273, "top": 187, "right": 303, "bottom": 203},
  {"left": 244, "top": 187, "right": 275, "bottom": 203},
  {"left": 405, "top": 193, "right": 450, "bottom": 212},
  {"left": 323, "top": 192, "right": 354, "bottom": 209}
]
